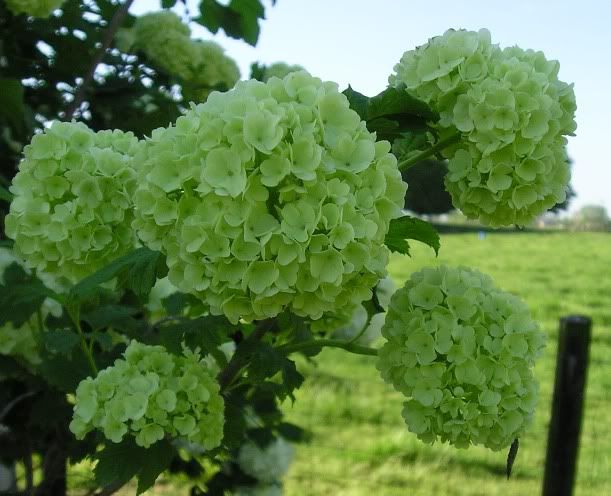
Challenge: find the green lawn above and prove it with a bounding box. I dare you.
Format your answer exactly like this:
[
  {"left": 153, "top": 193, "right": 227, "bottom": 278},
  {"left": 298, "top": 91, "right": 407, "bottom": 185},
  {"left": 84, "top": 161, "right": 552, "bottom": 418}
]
[{"left": 282, "top": 232, "right": 611, "bottom": 496}]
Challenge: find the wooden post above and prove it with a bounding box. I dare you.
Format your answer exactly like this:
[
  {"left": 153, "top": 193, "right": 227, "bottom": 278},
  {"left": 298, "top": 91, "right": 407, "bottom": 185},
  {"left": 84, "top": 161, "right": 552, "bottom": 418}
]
[{"left": 542, "top": 315, "right": 592, "bottom": 496}]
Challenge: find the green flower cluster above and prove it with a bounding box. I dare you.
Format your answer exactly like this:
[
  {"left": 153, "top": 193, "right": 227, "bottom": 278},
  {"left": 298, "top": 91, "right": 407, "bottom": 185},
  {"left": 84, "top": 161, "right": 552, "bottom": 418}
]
[
  {"left": 121, "top": 12, "right": 239, "bottom": 101},
  {"left": 5, "top": 0, "right": 65, "bottom": 18},
  {"left": 238, "top": 437, "right": 294, "bottom": 483},
  {"left": 133, "top": 71, "right": 407, "bottom": 323},
  {"left": 5, "top": 121, "right": 140, "bottom": 283},
  {"left": 261, "top": 63, "right": 305, "bottom": 82},
  {"left": 182, "top": 41, "right": 241, "bottom": 102},
  {"left": 377, "top": 265, "right": 545, "bottom": 450},
  {"left": 390, "top": 29, "right": 576, "bottom": 226},
  {"left": 70, "top": 341, "right": 225, "bottom": 449}
]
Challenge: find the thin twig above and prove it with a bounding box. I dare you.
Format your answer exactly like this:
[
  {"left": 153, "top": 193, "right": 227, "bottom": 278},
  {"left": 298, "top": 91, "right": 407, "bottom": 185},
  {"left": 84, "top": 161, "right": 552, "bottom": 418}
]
[
  {"left": 217, "top": 319, "right": 275, "bottom": 391},
  {"left": 63, "top": 0, "right": 135, "bottom": 120}
]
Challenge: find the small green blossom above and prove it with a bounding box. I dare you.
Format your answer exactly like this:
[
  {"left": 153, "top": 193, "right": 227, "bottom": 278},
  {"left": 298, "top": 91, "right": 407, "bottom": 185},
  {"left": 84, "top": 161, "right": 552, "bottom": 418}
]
[
  {"left": 5, "top": 122, "right": 140, "bottom": 283},
  {"left": 377, "top": 265, "right": 545, "bottom": 451},
  {"left": 390, "top": 29, "right": 576, "bottom": 226},
  {"left": 70, "top": 341, "right": 224, "bottom": 449}
]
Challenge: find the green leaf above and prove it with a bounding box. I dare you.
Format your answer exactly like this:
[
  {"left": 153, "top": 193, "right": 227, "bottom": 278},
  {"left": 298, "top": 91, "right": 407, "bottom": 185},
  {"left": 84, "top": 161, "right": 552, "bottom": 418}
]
[
  {"left": 385, "top": 216, "right": 440, "bottom": 256},
  {"left": 92, "top": 331, "right": 114, "bottom": 352},
  {"left": 0, "top": 263, "right": 59, "bottom": 327},
  {"left": 506, "top": 438, "right": 519, "bottom": 479},
  {"left": 94, "top": 438, "right": 175, "bottom": 495},
  {"left": 69, "top": 248, "right": 166, "bottom": 303},
  {"left": 161, "top": 292, "right": 200, "bottom": 316},
  {"left": 277, "top": 422, "right": 309, "bottom": 442},
  {"left": 342, "top": 86, "right": 369, "bottom": 120},
  {"left": 249, "top": 62, "right": 266, "bottom": 81},
  {"left": 197, "top": 0, "right": 266, "bottom": 46},
  {"left": 161, "top": 0, "right": 177, "bottom": 8},
  {"left": 82, "top": 304, "right": 140, "bottom": 332},
  {"left": 0, "top": 184, "right": 13, "bottom": 203},
  {"left": 43, "top": 330, "right": 80, "bottom": 356},
  {"left": 247, "top": 344, "right": 304, "bottom": 401},
  {"left": 0, "top": 78, "right": 26, "bottom": 132},
  {"left": 155, "top": 316, "right": 232, "bottom": 356},
  {"left": 367, "top": 85, "right": 436, "bottom": 122},
  {"left": 36, "top": 348, "right": 93, "bottom": 391}
]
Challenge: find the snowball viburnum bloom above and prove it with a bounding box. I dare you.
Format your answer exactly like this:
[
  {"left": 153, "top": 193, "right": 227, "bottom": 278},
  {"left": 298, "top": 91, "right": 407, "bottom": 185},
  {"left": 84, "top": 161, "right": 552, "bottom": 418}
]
[
  {"left": 133, "top": 71, "right": 407, "bottom": 323},
  {"left": 390, "top": 29, "right": 576, "bottom": 227},
  {"left": 70, "top": 341, "right": 224, "bottom": 449},
  {"left": 5, "top": 122, "right": 140, "bottom": 283},
  {"left": 377, "top": 265, "right": 545, "bottom": 450}
]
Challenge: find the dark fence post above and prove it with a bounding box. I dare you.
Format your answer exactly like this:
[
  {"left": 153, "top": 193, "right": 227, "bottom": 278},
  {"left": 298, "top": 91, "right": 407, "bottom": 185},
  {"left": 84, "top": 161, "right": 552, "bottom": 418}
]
[{"left": 542, "top": 315, "right": 592, "bottom": 496}]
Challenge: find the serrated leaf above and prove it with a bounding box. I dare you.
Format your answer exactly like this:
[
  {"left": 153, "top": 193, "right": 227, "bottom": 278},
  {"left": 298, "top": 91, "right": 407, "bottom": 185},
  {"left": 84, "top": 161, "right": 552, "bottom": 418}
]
[
  {"left": 277, "top": 422, "right": 308, "bottom": 442},
  {"left": 161, "top": 292, "right": 199, "bottom": 316},
  {"left": 0, "top": 263, "right": 59, "bottom": 327},
  {"left": 342, "top": 86, "right": 369, "bottom": 120},
  {"left": 197, "top": 0, "right": 266, "bottom": 46},
  {"left": 69, "top": 248, "right": 166, "bottom": 303},
  {"left": 43, "top": 330, "right": 80, "bottom": 356},
  {"left": 36, "top": 349, "right": 93, "bottom": 391},
  {"left": 82, "top": 304, "right": 140, "bottom": 332},
  {"left": 385, "top": 216, "right": 440, "bottom": 256},
  {"left": 94, "top": 438, "right": 174, "bottom": 495},
  {"left": 91, "top": 331, "right": 114, "bottom": 352},
  {"left": 156, "top": 316, "right": 232, "bottom": 356},
  {"left": 247, "top": 344, "right": 304, "bottom": 401},
  {"left": 367, "top": 86, "right": 436, "bottom": 122}
]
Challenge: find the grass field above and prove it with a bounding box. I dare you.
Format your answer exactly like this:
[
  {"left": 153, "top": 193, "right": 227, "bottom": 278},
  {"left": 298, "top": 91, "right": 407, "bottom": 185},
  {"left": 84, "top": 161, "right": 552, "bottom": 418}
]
[{"left": 282, "top": 232, "right": 611, "bottom": 496}]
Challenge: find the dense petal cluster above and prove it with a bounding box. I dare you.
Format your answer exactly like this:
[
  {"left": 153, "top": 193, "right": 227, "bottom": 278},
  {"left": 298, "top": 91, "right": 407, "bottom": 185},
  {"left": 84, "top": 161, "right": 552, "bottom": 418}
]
[
  {"left": 238, "top": 437, "right": 294, "bottom": 483},
  {"left": 4, "top": 122, "right": 140, "bottom": 283},
  {"left": 120, "top": 11, "right": 194, "bottom": 81},
  {"left": 69, "top": 341, "right": 224, "bottom": 449},
  {"left": 182, "top": 41, "right": 241, "bottom": 102},
  {"left": 390, "top": 29, "right": 576, "bottom": 226},
  {"left": 262, "top": 63, "right": 305, "bottom": 82},
  {"left": 377, "top": 265, "right": 545, "bottom": 450},
  {"left": 5, "top": 0, "right": 65, "bottom": 18},
  {"left": 133, "top": 72, "right": 407, "bottom": 323},
  {"left": 121, "top": 12, "right": 239, "bottom": 101}
]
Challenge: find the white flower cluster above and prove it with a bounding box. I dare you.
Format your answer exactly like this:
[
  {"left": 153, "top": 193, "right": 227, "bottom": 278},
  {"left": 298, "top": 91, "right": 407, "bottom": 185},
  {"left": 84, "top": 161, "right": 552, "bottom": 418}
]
[
  {"left": 132, "top": 71, "right": 406, "bottom": 323},
  {"left": 261, "top": 63, "right": 305, "bottom": 82},
  {"left": 120, "top": 11, "right": 240, "bottom": 101},
  {"left": 377, "top": 265, "right": 545, "bottom": 450},
  {"left": 5, "top": 122, "right": 140, "bottom": 283},
  {"left": 390, "top": 29, "right": 576, "bottom": 226},
  {"left": 70, "top": 341, "right": 224, "bottom": 449}
]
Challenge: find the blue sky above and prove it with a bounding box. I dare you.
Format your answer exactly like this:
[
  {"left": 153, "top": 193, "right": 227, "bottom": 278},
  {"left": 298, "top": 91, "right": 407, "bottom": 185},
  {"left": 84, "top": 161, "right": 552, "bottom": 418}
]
[{"left": 135, "top": 0, "right": 611, "bottom": 214}]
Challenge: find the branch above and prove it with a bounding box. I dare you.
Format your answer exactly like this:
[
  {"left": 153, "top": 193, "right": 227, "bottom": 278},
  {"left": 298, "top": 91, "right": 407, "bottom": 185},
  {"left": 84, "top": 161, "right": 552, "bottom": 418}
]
[
  {"left": 277, "top": 338, "right": 379, "bottom": 357},
  {"left": 217, "top": 319, "right": 275, "bottom": 391},
  {"left": 63, "top": 0, "right": 135, "bottom": 120},
  {"left": 397, "top": 132, "right": 462, "bottom": 171}
]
